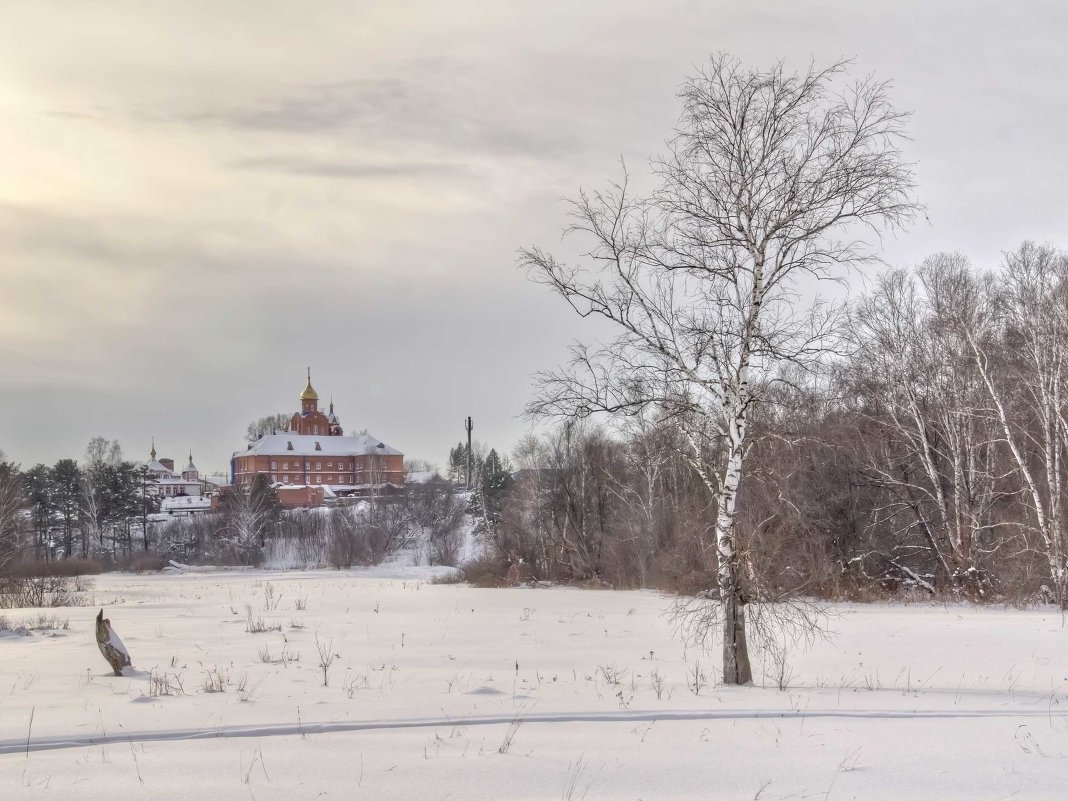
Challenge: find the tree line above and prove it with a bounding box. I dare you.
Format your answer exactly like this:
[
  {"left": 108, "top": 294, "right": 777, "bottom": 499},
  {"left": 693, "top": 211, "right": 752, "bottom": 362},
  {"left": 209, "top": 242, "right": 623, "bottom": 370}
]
[
  {"left": 500, "top": 50, "right": 1068, "bottom": 687},
  {"left": 0, "top": 437, "right": 156, "bottom": 566},
  {"left": 477, "top": 244, "right": 1068, "bottom": 611}
]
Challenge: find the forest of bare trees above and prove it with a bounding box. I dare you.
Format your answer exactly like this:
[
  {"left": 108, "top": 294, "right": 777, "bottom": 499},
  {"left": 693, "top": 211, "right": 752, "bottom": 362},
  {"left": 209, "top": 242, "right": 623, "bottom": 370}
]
[{"left": 478, "top": 244, "right": 1068, "bottom": 618}]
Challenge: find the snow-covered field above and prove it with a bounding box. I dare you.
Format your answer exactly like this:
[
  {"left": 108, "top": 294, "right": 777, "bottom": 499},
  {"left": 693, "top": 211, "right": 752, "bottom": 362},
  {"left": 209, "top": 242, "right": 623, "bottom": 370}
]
[{"left": 3, "top": 569, "right": 1068, "bottom": 800}]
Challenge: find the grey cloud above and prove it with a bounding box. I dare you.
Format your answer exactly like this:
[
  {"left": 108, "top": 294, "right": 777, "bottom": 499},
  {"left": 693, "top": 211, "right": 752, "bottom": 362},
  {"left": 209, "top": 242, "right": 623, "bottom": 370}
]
[
  {"left": 39, "top": 64, "right": 617, "bottom": 163},
  {"left": 171, "top": 76, "right": 586, "bottom": 159},
  {"left": 180, "top": 78, "right": 411, "bottom": 134},
  {"left": 227, "top": 155, "right": 475, "bottom": 180},
  {"left": 0, "top": 202, "right": 242, "bottom": 278}
]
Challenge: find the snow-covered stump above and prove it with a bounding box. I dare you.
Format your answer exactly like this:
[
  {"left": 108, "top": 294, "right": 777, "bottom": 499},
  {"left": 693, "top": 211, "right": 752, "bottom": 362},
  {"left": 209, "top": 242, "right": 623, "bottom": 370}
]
[{"left": 94, "top": 609, "right": 132, "bottom": 676}]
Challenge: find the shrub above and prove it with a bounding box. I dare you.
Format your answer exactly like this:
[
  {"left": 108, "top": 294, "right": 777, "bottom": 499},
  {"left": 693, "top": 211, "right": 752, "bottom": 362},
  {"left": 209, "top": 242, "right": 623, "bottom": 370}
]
[
  {"left": 458, "top": 555, "right": 512, "bottom": 588},
  {"left": 327, "top": 527, "right": 367, "bottom": 569},
  {"left": 6, "top": 558, "right": 103, "bottom": 578},
  {"left": 123, "top": 554, "right": 165, "bottom": 573},
  {"left": 0, "top": 575, "right": 89, "bottom": 608}
]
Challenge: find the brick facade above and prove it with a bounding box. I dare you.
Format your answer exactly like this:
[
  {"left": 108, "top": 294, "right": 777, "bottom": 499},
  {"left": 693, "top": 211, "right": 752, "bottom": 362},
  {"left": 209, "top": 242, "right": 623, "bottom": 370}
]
[{"left": 231, "top": 371, "right": 405, "bottom": 494}]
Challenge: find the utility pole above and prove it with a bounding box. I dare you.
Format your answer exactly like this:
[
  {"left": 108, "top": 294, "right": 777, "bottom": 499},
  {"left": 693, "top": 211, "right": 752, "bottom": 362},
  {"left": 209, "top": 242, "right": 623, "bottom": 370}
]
[{"left": 465, "top": 416, "right": 473, "bottom": 489}]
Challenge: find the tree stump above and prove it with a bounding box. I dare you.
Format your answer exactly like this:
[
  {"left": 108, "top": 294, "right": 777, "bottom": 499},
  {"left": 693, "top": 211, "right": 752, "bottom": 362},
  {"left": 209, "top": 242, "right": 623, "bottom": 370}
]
[{"left": 95, "top": 609, "right": 131, "bottom": 676}]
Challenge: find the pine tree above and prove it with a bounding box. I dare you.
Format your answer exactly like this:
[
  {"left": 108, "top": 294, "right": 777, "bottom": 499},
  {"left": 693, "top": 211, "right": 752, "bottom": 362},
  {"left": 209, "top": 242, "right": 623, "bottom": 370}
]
[
  {"left": 470, "top": 447, "right": 512, "bottom": 543},
  {"left": 447, "top": 442, "right": 468, "bottom": 483},
  {"left": 51, "top": 459, "right": 82, "bottom": 558},
  {"left": 481, "top": 449, "right": 511, "bottom": 496},
  {"left": 23, "top": 464, "right": 54, "bottom": 560},
  {"left": 219, "top": 475, "right": 283, "bottom": 563}
]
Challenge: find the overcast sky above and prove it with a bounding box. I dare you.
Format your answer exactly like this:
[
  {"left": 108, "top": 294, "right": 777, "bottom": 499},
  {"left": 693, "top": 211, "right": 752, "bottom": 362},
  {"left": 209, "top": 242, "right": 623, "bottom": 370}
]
[{"left": 1, "top": 1, "right": 1066, "bottom": 473}]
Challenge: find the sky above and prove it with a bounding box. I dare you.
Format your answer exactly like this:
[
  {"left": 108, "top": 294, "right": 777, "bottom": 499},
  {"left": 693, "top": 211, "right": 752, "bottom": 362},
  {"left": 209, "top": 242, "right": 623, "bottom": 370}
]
[{"left": 1, "top": 1, "right": 1066, "bottom": 474}]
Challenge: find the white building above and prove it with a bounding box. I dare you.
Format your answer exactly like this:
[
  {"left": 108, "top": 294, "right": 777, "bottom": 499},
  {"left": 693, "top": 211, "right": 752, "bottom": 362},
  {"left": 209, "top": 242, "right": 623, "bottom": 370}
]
[
  {"left": 145, "top": 443, "right": 210, "bottom": 497},
  {"left": 159, "top": 494, "right": 213, "bottom": 517}
]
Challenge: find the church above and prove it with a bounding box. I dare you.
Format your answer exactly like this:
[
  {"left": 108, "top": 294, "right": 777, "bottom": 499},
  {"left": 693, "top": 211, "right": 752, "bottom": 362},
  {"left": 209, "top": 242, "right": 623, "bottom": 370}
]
[
  {"left": 231, "top": 370, "right": 405, "bottom": 494},
  {"left": 145, "top": 445, "right": 207, "bottom": 497}
]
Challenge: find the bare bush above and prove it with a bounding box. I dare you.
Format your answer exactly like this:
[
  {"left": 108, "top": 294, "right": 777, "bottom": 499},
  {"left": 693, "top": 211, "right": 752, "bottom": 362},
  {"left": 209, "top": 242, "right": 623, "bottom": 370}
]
[{"left": 0, "top": 574, "right": 89, "bottom": 608}]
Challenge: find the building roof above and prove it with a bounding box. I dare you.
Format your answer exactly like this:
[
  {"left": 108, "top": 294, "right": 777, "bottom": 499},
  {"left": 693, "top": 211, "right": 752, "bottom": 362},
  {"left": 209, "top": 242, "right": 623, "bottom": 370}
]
[
  {"left": 235, "top": 433, "right": 402, "bottom": 458},
  {"left": 300, "top": 367, "right": 318, "bottom": 401},
  {"left": 408, "top": 470, "right": 444, "bottom": 484},
  {"left": 161, "top": 495, "right": 212, "bottom": 511},
  {"left": 146, "top": 459, "right": 171, "bottom": 473}
]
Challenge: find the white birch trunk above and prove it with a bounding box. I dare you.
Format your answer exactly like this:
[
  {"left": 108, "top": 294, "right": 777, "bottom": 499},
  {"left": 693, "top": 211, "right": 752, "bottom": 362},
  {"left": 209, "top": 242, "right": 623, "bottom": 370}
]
[{"left": 716, "top": 402, "right": 752, "bottom": 684}]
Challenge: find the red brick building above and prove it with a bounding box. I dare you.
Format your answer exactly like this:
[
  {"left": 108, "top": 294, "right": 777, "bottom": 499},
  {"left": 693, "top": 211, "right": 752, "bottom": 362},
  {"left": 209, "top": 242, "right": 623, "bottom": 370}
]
[
  {"left": 231, "top": 371, "right": 404, "bottom": 494},
  {"left": 289, "top": 368, "right": 344, "bottom": 436}
]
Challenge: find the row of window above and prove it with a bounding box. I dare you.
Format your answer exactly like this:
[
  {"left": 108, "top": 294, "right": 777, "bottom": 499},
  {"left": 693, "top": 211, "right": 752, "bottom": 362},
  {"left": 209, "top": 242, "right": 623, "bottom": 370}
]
[
  {"left": 270, "top": 460, "right": 354, "bottom": 470},
  {"left": 278, "top": 475, "right": 348, "bottom": 484}
]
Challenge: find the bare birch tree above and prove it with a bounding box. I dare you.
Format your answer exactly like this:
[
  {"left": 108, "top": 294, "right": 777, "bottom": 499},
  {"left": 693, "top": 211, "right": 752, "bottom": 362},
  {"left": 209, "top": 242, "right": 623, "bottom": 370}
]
[
  {"left": 847, "top": 259, "right": 999, "bottom": 596},
  {"left": 521, "top": 55, "right": 920, "bottom": 683},
  {"left": 962, "top": 243, "right": 1068, "bottom": 604}
]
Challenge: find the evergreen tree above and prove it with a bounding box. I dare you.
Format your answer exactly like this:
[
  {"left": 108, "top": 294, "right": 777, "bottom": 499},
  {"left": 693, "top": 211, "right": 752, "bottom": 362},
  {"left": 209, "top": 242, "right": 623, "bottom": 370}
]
[
  {"left": 447, "top": 442, "right": 468, "bottom": 483},
  {"left": 95, "top": 461, "right": 142, "bottom": 557},
  {"left": 249, "top": 474, "right": 283, "bottom": 529},
  {"left": 23, "top": 464, "right": 54, "bottom": 560},
  {"left": 51, "top": 459, "right": 82, "bottom": 558},
  {"left": 481, "top": 449, "right": 511, "bottom": 496},
  {"left": 219, "top": 476, "right": 283, "bottom": 563},
  {"left": 470, "top": 447, "right": 512, "bottom": 543}
]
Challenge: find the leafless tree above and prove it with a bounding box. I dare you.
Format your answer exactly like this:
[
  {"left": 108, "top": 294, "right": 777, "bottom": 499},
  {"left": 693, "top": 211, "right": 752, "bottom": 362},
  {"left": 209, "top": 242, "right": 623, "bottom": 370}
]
[
  {"left": 246, "top": 413, "right": 291, "bottom": 443},
  {"left": 0, "top": 453, "right": 24, "bottom": 571},
  {"left": 521, "top": 54, "right": 920, "bottom": 683},
  {"left": 846, "top": 258, "right": 1000, "bottom": 596},
  {"left": 965, "top": 243, "right": 1068, "bottom": 604},
  {"left": 409, "top": 482, "right": 466, "bottom": 566}
]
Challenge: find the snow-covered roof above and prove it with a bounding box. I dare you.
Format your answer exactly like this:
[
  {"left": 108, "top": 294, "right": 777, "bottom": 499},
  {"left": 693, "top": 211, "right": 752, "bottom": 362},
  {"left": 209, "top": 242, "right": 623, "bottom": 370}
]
[
  {"left": 155, "top": 477, "right": 202, "bottom": 485},
  {"left": 235, "top": 433, "right": 403, "bottom": 458},
  {"left": 160, "top": 495, "right": 212, "bottom": 511},
  {"left": 145, "top": 459, "right": 171, "bottom": 473},
  {"left": 407, "top": 470, "right": 444, "bottom": 484}
]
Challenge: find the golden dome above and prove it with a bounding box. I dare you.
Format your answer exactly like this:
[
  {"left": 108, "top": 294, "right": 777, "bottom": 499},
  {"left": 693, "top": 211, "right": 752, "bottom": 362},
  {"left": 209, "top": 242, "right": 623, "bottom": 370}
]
[{"left": 300, "top": 367, "right": 319, "bottom": 401}]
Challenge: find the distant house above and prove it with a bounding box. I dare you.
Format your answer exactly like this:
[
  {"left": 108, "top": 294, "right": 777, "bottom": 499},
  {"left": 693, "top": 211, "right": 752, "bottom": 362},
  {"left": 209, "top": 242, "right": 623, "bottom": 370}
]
[
  {"left": 273, "top": 484, "right": 327, "bottom": 509},
  {"left": 159, "top": 494, "right": 213, "bottom": 516},
  {"left": 144, "top": 445, "right": 206, "bottom": 497},
  {"left": 407, "top": 469, "right": 447, "bottom": 485}
]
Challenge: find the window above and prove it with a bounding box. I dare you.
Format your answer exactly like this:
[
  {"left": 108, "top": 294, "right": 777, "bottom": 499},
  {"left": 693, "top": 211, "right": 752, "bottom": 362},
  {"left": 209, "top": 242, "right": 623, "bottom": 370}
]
[
  {"left": 327, "top": 462, "right": 332, "bottom": 467},
  {"left": 316, "top": 462, "right": 321, "bottom": 470},
  {"left": 282, "top": 462, "right": 288, "bottom": 470},
  {"left": 271, "top": 461, "right": 277, "bottom": 469},
  {"left": 283, "top": 475, "right": 289, "bottom": 483}
]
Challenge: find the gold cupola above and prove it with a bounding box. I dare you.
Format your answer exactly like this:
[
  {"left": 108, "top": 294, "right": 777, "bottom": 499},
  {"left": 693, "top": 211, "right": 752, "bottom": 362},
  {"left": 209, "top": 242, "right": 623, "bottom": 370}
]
[{"left": 300, "top": 367, "right": 319, "bottom": 402}]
